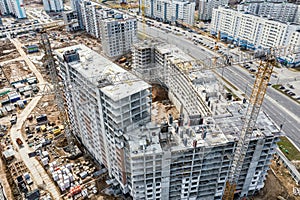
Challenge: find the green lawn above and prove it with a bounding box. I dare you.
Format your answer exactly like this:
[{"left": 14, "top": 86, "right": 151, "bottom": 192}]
[{"left": 277, "top": 136, "right": 300, "bottom": 161}]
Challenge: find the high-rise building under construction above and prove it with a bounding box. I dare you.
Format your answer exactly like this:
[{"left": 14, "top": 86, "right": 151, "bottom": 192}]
[{"left": 56, "top": 43, "right": 280, "bottom": 200}]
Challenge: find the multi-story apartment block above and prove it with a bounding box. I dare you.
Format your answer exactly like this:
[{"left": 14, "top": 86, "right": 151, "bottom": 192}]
[
  {"left": 132, "top": 40, "right": 158, "bottom": 80},
  {"left": 198, "top": 0, "right": 228, "bottom": 21},
  {"left": 211, "top": 6, "right": 300, "bottom": 67},
  {"left": 56, "top": 43, "right": 281, "bottom": 199},
  {"left": 241, "top": 2, "right": 299, "bottom": 23},
  {"left": 70, "top": 0, "right": 84, "bottom": 29},
  {"left": 43, "top": 0, "right": 64, "bottom": 12},
  {"left": 0, "top": 0, "right": 9, "bottom": 15},
  {"left": 62, "top": 10, "right": 81, "bottom": 32},
  {"left": 131, "top": 42, "right": 280, "bottom": 199},
  {"left": 0, "top": 0, "right": 26, "bottom": 18},
  {"left": 100, "top": 15, "right": 137, "bottom": 57},
  {"left": 143, "top": 0, "right": 195, "bottom": 25},
  {"left": 80, "top": 0, "right": 101, "bottom": 38},
  {"left": 56, "top": 45, "right": 152, "bottom": 194},
  {"left": 76, "top": 1, "right": 137, "bottom": 57}
]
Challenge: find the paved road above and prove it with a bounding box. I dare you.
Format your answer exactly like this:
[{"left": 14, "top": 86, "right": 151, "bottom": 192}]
[
  {"left": 139, "top": 25, "right": 300, "bottom": 148},
  {"left": 140, "top": 23, "right": 213, "bottom": 60},
  {"left": 219, "top": 66, "right": 300, "bottom": 147},
  {"left": 8, "top": 38, "right": 61, "bottom": 199}
]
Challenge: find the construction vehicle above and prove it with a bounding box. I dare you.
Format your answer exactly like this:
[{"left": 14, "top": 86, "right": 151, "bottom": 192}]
[{"left": 118, "top": 56, "right": 127, "bottom": 64}]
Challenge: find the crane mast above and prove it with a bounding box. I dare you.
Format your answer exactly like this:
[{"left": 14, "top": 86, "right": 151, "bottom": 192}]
[
  {"left": 222, "top": 56, "right": 276, "bottom": 200},
  {"left": 40, "top": 32, "right": 74, "bottom": 152}
]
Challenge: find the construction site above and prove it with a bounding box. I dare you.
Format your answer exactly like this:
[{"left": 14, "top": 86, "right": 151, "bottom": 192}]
[{"left": 0, "top": 0, "right": 300, "bottom": 199}]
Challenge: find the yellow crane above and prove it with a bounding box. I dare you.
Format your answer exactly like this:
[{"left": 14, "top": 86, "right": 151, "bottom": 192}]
[
  {"left": 39, "top": 18, "right": 296, "bottom": 200},
  {"left": 222, "top": 58, "right": 275, "bottom": 200},
  {"left": 175, "top": 47, "right": 294, "bottom": 200},
  {"left": 39, "top": 23, "right": 75, "bottom": 152}
]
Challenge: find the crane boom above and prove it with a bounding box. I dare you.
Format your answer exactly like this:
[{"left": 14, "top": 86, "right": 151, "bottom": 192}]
[{"left": 222, "top": 56, "right": 276, "bottom": 200}]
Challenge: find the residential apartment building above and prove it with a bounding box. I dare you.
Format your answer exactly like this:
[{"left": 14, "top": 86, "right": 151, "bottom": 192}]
[
  {"left": 132, "top": 40, "right": 158, "bottom": 80},
  {"left": 242, "top": 2, "right": 299, "bottom": 23},
  {"left": 80, "top": 0, "right": 101, "bottom": 38},
  {"left": 76, "top": 1, "right": 137, "bottom": 57},
  {"left": 143, "top": 0, "right": 195, "bottom": 25},
  {"left": 56, "top": 45, "right": 152, "bottom": 194},
  {"left": 55, "top": 43, "right": 281, "bottom": 199},
  {"left": 62, "top": 10, "right": 81, "bottom": 32},
  {"left": 198, "top": 0, "right": 229, "bottom": 21},
  {"left": 0, "top": 0, "right": 26, "bottom": 18},
  {"left": 211, "top": 6, "right": 300, "bottom": 66},
  {"left": 131, "top": 42, "right": 280, "bottom": 199},
  {"left": 0, "top": 0, "right": 9, "bottom": 16},
  {"left": 70, "top": 0, "right": 84, "bottom": 29},
  {"left": 43, "top": 0, "right": 64, "bottom": 12},
  {"left": 100, "top": 15, "right": 137, "bottom": 57}
]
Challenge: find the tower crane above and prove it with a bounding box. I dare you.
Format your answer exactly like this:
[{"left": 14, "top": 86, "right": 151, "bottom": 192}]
[
  {"left": 170, "top": 46, "right": 296, "bottom": 199},
  {"left": 38, "top": 19, "right": 297, "bottom": 198},
  {"left": 222, "top": 56, "right": 275, "bottom": 200},
  {"left": 39, "top": 23, "right": 75, "bottom": 152}
]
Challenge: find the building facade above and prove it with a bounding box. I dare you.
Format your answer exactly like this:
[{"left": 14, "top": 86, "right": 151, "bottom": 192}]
[
  {"left": 211, "top": 6, "right": 300, "bottom": 66},
  {"left": 56, "top": 44, "right": 281, "bottom": 199},
  {"left": 56, "top": 45, "right": 152, "bottom": 194},
  {"left": 70, "top": 0, "right": 84, "bottom": 29},
  {"left": 0, "top": 0, "right": 26, "bottom": 18},
  {"left": 0, "top": 0, "right": 9, "bottom": 15},
  {"left": 62, "top": 10, "right": 81, "bottom": 32},
  {"left": 100, "top": 15, "right": 137, "bottom": 58},
  {"left": 43, "top": 0, "right": 64, "bottom": 12},
  {"left": 75, "top": 1, "right": 137, "bottom": 58},
  {"left": 243, "top": 2, "right": 299, "bottom": 23},
  {"left": 198, "top": 0, "right": 228, "bottom": 21},
  {"left": 143, "top": 0, "right": 195, "bottom": 25},
  {"left": 80, "top": 0, "right": 101, "bottom": 38}
]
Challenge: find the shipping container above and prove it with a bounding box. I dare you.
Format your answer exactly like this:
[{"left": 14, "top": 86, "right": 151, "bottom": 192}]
[{"left": 1, "top": 99, "right": 10, "bottom": 106}]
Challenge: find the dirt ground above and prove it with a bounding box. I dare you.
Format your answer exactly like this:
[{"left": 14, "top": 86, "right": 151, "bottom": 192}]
[
  {"left": 29, "top": 94, "right": 59, "bottom": 123},
  {"left": 2, "top": 60, "right": 32, "bottom": 82},
  {"left": 0, "top": 40, "right": 20, "bottom": 62},
  {"left": 254, "top": 160, "right": 300, "bottom": 200},
  {"left": 152, "top": 84, "right": 168, "bottom": 102},
  {"left": 151, "top": 85, "right": 179, "bottom": 124}
]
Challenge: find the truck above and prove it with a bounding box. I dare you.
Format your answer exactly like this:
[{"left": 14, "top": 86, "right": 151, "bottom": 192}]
[{"left": 16, "top": 138, "right": 23, "bottom": 146}]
